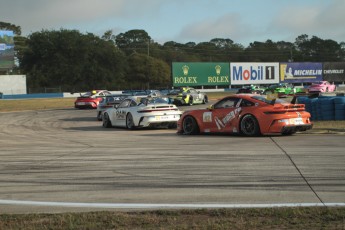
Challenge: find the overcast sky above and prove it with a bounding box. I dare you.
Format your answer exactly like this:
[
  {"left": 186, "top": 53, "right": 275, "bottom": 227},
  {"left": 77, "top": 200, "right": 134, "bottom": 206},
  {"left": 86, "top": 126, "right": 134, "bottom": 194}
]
[{"left": 1, "top": 0, "right": 344, "bottom": 46}]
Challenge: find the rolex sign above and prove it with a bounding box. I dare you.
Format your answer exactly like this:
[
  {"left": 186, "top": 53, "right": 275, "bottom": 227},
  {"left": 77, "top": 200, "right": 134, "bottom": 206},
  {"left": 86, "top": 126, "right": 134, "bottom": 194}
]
[{"left": 172, "top": 62, "right": 230, "bottom": 87}]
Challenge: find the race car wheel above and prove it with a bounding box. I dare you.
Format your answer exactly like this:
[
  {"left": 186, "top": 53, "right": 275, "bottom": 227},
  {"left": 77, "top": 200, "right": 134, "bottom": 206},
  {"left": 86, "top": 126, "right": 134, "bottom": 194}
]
[
  {"left": 188, "top": 96, "right": 194, "bottom": 106},
  {"left": 182, "top": 116, "right": 199, "bottom": 135},
  {"left": 97, "top": 111, "right": 102, "bottom": 121},
  {"left": 102, "top": 113, "right": 112, "bottom": 128},
  {"left": 202, "top": 96, "right": 208, "bottom": 104},
  {"left": 240, "top": 114, "right": 260, "bottom": 136},
  {"left": 126, "top": 113, "right": 135, "bottom": 130}
]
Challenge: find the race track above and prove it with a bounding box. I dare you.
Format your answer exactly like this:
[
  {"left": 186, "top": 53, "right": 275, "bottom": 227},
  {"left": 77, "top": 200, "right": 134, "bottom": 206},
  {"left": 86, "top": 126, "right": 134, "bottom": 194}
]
[{"left": 0, "top": 107, "right": 344, "bottom": 213}]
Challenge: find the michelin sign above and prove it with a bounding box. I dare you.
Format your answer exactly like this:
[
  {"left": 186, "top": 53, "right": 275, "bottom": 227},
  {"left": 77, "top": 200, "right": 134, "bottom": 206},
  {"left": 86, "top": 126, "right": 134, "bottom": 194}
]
[{"left": 280, "top": 62, "right": 323, "bottom": 83}]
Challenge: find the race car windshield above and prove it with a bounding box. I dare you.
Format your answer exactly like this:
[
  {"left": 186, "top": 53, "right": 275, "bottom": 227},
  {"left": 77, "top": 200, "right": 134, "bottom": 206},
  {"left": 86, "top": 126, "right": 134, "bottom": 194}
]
[
  {"left": 147, "top": 98, "right": 167, "bottom": 104},
  {"left": 251, "top": 96, "right": 288, "bottom": 105},
  {"left": 139, "top": 98, "right": 168, "bottom": 105},
  {"left": 312, "top": 81, "right": 323, "bottom": 85},
  {"left": 81, "top": 92, "right": 93, "bottom": 97}
]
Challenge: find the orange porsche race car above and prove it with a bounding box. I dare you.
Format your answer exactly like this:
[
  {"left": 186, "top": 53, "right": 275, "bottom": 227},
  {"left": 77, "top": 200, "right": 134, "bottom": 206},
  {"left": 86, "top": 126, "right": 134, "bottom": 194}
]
[{"left": 177, "top": 94, "right": 313, "bottom": 136}]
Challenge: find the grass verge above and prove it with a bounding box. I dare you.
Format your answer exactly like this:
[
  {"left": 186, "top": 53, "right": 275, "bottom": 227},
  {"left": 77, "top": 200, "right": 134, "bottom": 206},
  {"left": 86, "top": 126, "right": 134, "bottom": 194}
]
[
  {"left": 0, "top": 98, "right": 76, "bottom": 112},
  {"left": 0, "top": 207, "right": 344, "bottom": 229}
]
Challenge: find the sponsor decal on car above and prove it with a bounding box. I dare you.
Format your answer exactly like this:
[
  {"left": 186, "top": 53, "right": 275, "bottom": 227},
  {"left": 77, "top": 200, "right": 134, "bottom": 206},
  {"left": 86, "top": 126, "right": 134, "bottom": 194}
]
[
  {"left": 215, "top": 108, "right": 242, "bottom": 130},
  {"left": 203, "top": 112, "right": 212, "bottom": 122}
]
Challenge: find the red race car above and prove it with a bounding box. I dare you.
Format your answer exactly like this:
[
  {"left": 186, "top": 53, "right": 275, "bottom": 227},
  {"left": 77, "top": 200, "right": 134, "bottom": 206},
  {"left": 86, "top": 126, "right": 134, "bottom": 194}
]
[
  {"left": 74, "top": 90, "right": 111, "bottom": 109},
  {"left": 177, "top": 94, "right": 313, "bottom": 136}
]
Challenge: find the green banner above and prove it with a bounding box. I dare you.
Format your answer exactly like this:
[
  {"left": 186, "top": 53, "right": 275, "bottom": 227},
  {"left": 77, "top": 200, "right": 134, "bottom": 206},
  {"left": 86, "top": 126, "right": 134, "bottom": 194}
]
[{"left": 172, "top": 62, "right": 230, "bottom": 87}]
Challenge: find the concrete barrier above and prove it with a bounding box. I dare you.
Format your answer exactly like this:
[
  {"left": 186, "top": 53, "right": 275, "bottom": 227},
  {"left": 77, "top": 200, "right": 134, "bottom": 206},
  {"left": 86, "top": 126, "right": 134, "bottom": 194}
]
[{"left": 2, "top": 93, "right": 63, "bottom": 99}]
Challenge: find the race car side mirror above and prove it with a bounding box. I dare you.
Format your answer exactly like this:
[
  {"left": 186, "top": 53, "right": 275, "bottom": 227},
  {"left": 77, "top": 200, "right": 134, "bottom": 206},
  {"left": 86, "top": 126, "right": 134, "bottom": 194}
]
[{"left": 207, "top": 105, "right": 214, "bottom": 110}]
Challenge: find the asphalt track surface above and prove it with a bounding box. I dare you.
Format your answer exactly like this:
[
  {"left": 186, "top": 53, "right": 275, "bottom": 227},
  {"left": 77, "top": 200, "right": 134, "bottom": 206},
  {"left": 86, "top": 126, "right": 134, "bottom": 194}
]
[{"left": 0, "top": 104, "right": 344, "bottom": 214}]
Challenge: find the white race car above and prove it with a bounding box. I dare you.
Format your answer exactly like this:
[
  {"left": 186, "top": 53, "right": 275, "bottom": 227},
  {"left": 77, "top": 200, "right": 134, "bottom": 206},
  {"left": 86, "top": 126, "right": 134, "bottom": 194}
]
[{"left": 102, "top": 97, "right": 182, "bottom": 129}]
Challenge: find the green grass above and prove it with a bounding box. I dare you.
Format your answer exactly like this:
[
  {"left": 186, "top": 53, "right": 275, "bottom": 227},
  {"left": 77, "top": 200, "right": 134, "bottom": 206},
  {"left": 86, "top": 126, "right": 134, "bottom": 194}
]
[
  {"left": 0, "top": 98, "right": 76, "bottom": 112},
  {"left": 0, "top": 207, "right": 344, "bottom": 229}
]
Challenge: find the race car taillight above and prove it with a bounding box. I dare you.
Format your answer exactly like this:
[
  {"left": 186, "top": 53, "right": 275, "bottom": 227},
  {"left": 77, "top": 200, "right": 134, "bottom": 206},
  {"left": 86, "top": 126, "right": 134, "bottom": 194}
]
[{"left": 138, "top": 110, "right": 153, "bottom": 113}]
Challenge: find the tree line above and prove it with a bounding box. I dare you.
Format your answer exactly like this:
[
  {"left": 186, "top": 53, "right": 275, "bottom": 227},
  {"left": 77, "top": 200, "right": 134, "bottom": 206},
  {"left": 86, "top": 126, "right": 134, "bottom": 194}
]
[{"left": 1, "top": 21, "right": 345, "bottom": 92}]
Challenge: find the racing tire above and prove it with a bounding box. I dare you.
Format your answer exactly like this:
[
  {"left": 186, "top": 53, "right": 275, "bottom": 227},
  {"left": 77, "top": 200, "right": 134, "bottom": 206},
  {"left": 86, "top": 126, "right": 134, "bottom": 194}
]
[
  {"left": 182, "top": 116, "right": 199, "bottom": 135},
  {"left": 102, "top": 113, "right": 112, "bottom": 128},
  {"left": 240, "top": 114, "right": 260, "bottom": 136},
  {"left": 202, "top": 96, "right": 208, "bottom": 104},
  {"left": 188, "top": 96, "right": 194, "bottom": 106},
  {"left": 97, "top": 111, "right": 102, "bottom": 121},
  {"left": 126, "top": 113, "right": 135, "bottom": 130}
]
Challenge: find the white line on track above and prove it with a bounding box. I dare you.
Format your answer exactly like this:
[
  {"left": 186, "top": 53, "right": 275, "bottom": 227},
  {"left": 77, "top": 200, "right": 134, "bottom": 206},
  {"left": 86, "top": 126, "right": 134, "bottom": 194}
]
[{"left": 1, "top": 200, "right": 345, "bottom": 209}]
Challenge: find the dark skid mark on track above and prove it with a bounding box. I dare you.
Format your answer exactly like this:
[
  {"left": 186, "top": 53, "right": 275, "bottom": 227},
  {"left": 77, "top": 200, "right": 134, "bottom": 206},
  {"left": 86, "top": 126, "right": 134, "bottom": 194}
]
[{"left": 269, "top": 137, "right": 325, "bottom": 205}]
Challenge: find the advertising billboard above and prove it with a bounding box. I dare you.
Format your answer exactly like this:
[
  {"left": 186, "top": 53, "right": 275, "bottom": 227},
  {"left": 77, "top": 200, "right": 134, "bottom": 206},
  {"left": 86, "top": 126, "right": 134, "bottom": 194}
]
[
  {"left": 230, "top": 62, "right": 279, "bottom": 85},
  {"left": 280, "top": 62, "right": 322, "bottom": 83},
  {"left": 172, "top": 62, "right": 230, "bottom": 87},
  {"left": 323, "top": 62, "right": 345, "bottom": 82},
  {"left": 0, "top": 30, "right": 15, "bottom": 69},
  {"left": 0, "top": 75, "right": 27, "bottom": 95}
]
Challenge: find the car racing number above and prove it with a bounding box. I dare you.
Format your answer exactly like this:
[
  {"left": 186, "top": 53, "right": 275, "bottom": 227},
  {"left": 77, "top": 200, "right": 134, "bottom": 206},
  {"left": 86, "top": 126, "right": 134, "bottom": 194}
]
[{"left": 115, "top": 109, "right": 126, "bottom": 120}]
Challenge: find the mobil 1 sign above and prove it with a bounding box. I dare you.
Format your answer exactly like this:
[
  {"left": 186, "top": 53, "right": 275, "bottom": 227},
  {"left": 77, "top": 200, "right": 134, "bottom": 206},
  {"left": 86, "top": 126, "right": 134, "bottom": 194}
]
[{"left": 230, "top": 63, "right": 279, "bottom": 85}]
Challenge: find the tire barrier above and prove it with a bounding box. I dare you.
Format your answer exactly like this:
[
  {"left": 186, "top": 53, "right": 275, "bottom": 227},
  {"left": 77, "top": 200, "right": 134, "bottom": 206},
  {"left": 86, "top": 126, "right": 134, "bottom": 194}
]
[
  {"left": 297, "top": 96, "right": 345, "bottom": 121},
  {"left": 334, "top": 97, "right": 345, "bottom": 121}
]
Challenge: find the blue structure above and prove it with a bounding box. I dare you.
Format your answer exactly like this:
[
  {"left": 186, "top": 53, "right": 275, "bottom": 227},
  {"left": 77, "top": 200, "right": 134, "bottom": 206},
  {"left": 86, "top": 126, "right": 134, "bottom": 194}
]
[{"left": 297, "top": 96, "right": 345, "bottom": 121}]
